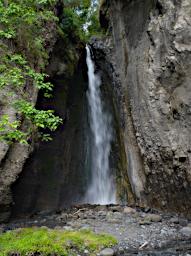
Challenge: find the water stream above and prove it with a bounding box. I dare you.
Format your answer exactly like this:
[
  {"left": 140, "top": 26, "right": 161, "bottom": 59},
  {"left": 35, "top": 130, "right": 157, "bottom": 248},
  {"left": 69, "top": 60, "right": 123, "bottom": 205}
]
[{"left": 85, "top": 45, "right": 116, "bottom": 204}]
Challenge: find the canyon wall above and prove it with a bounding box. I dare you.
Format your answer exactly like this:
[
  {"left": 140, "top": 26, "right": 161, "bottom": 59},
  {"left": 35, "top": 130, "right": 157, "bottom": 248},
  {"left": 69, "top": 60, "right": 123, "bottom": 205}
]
[
  {"left": 0, "top": 3, "right": 82, "bottom": 222},
  {"left": 0, "top": 25, "right": 58, "bottom": 223},
  {"left": 1, "top": 0, "right": 191, "bottom": 222},
  {"left": 98, "top": 0, "right": 191, "bottom": 214}
]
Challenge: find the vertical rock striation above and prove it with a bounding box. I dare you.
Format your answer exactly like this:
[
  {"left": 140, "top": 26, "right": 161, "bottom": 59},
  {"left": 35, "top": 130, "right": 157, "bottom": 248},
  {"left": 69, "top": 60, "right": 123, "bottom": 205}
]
[{"left": 97, "top": 0, "right": 191, "bottom": 215}]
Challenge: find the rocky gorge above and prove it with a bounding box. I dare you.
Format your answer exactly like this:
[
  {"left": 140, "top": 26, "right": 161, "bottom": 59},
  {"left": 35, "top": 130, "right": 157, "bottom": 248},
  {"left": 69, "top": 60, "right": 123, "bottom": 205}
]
[{"left": 0, "top": 0, "right": 191, "bottom": 255}]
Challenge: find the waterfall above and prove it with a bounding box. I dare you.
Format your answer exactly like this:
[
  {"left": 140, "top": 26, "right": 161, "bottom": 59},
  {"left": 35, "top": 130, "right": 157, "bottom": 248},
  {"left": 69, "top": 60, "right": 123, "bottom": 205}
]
[{"left": 85, "top": 45, "right": 116, "bottom": 205}]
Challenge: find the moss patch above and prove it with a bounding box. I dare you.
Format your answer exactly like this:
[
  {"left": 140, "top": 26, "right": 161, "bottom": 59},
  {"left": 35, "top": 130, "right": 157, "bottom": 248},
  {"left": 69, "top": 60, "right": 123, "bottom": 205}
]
[{"left": 0, "top": 227, "right": 117, "bottom": 256}]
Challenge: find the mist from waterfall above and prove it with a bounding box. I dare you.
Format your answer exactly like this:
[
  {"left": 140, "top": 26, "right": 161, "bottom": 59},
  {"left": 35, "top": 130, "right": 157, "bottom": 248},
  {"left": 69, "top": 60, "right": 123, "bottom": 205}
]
[{"left": 85, "top": 45, "right": 116, "bottom": 204}]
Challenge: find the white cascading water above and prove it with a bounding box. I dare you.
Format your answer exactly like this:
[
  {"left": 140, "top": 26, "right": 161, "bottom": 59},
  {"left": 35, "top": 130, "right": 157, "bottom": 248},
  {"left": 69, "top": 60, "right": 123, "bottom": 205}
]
[{"left": 85, "top": 45, "right": 116, "bottom": 204}]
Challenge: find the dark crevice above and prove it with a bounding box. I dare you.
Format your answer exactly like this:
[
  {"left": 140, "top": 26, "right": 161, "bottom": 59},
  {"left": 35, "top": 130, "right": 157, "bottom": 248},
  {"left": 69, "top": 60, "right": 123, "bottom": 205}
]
[
  {"left": 172, "top": 108, "right": 180, "bottom": 120},
  {"left": 179, "top": 157, "right": 187, "bottom": 163},
  {"left": 156, "top": 0, "right": 164, "bottom": 16}
]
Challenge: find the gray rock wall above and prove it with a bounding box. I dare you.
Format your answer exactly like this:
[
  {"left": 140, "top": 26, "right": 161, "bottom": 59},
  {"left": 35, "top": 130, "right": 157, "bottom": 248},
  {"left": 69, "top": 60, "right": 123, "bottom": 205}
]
[
  {"left": 99, "top": 0, "right": 191, "bottom": 215},
  {"left": 0, "top": 8, "right": 59, "bottom": 222},
  {"left": 0, "top": 45, "right": 55, "bottom": 223},
  {"left": 90, "top": 38, "right": 136, "bottom": 204}
]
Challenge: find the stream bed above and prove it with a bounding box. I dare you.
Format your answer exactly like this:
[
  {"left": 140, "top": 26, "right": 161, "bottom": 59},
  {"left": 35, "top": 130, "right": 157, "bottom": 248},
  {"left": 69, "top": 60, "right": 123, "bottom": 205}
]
[{"left": 2, "top": 205, "right": 191, "bottom": 255}]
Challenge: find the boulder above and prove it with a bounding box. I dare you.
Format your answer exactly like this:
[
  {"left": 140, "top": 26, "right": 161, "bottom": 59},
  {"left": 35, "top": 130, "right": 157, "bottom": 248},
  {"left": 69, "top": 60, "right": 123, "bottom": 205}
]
[
  {"left": 180, "top": 226, "right": 191, "bottom": 237},
  {"left": 100, "top": 248, "right": 115, "bottom": 256},
  {"left": 123, "top": 207, "right": 136, "bottom": 214},
  {"left": 144, "top": 214, "right": 162, "bottom": 223}
]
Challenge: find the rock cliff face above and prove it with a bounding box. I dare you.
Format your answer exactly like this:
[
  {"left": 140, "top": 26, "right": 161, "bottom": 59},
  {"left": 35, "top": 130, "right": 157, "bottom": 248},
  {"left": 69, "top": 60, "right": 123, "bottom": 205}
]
[
  {"left": 0, "top": 24, "right": 58, "bottom": 223},
  {"left": 11, "top": 56, "right": 89, "bottom": 217},
  {"left": 0, "top": 4, "right": 82, "bottom": 222},
  {"left": 1, "top": 0, "right": 190, "bottom": 222},
  {"left": 97, "top": 0, "right": 191, "bottom": 215}
]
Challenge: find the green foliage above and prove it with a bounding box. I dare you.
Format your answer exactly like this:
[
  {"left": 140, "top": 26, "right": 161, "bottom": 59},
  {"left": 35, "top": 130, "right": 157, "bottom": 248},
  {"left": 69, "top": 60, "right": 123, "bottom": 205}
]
[
  {"left": 0, "top": 0, "right": 58, "bottom": 62},
  {"left": 0, "top": 227, "right": 117, "bottom": 256},
  {"left": 0, "top": 0, "right": 102, "bottom": 144},
  {"left": 61, "top": 0, "right": 103, "bottom": 42},
  {"left": 0, "top": 99, "right": 62, "bottom": 144},
  {"left": 0, "top": 115, "right": 28, "bottom": 144},
  {"left": 61, "top": 5, "right": 86, "bottom": 42},
  {"left": 15, "top": 100, "right": 62, "bottom": 131},
  {"left": 87, "top": 7, "right": 103, "bottom": 37},
  {"left": 84, "top": 0, "right": 104, "bottom": 37},
  {"left": 0, "top": 0, "right": 62, "bottom": 144},
  {"left": 0, "top": 66, "right": 24, "bottom": 89},
  {"left": 26, "top": 66, "right": 54, "bottom": 97},
  {"left": 0, "top": 52, "right": 54, "bottom": 96}
]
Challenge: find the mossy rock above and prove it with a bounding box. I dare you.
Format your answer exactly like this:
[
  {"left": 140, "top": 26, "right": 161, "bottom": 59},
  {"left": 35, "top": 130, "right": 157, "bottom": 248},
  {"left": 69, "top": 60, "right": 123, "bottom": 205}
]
[{"left": 0, "top": 227, "right": 117, "bottom": 256}]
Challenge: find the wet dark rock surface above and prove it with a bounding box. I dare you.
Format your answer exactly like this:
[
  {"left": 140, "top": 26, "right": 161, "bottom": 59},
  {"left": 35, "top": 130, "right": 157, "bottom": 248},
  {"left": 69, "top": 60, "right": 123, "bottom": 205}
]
[
  {"left": 11, "top": 71, "right": 89, "bottom": 218},
  {"left": 2, "top": 205, "right": 191, "bottom": 255},
  {"left": 95, "top": 0, "right": 191, "bottom": 215}
]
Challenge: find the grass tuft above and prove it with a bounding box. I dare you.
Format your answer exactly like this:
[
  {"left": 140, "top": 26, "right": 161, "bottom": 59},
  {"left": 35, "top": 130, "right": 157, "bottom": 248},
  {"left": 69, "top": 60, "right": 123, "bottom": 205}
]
[{"left": 0, "top": 227, "right": 117, "bottom": 256}]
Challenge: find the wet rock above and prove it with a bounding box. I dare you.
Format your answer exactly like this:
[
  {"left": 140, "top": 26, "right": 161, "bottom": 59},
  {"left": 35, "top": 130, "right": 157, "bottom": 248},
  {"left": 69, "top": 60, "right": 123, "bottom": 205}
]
[
  {"left": 169, "top": 217, "right": 179, "bottom": 224},
  {"left": 110, "top": 206, "right": 122, "bottom": 212},
  {"left": 106, "top": 218, "right": 121, "bottom": 224},
  {"left": 160, "top": 227, "right": 170, "bottom": 235},
  {"left": 144, "top": 208, "right": 151, "bottom": 213},
  {"left": 96, "top": 205, "right": 107, "bottom": 211},
  {"left": 139, "top": 220, "right": 151, "bottom": 225},
  {"left": 87, "top": 210, "right": 96, "bottom": 219},
  {"left": 100, "top": 248, "right": 114, "bottom": 256},
  {"left": 113, "top": 212, "right": 123, "bottom": 219},
  {"left": 70, "top": 214, "right": 79, "bottom": 220},
  {"left": 106, "top": 211, "right": 122, "bottom": 223},
  {"left": 78, "top": 212, "right": 86, "bottom": 219},
  {"left": 69, "top": 222, "right": 81, "bottom": 229},
  {"left": 179, "top": 226, "right": 191, "bottom": 237},
  {"left": 144, "top": 214, "right": 162, "bottom": 223},
  {"left": 179, "top": 218, "right": 188, "bottom": 227},
  {"left": 56, "top": 213, "right": 68, "bottom": 222},
  {"left": 118, "top": 247, "right": 124, "bottom": 254},
  {"left": 123, "top": 207, "right": 136, "bottom": 214},
  {"left": 98, "top": 211, "right": 107, "bottom": 217}
]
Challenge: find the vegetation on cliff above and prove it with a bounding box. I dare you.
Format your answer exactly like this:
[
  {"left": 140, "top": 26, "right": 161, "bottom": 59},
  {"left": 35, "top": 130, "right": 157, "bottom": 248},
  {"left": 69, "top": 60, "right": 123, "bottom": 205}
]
[
  {"left": 0, "top": 0, "right": 101, "bottom": 144},
  {"left": 0, "top": 227, "right": 117, "bottom": 256},
  {"left": 0, "top": 0, "right": 62, "bottom": 143}
]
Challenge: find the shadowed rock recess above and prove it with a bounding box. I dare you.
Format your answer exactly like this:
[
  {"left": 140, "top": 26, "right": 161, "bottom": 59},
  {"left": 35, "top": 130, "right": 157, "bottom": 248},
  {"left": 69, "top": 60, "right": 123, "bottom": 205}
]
[
  {"left": 11, "top": 43, "right": 91, "bottom": 218},
  {"left": 97, "top": 0, "right": 191, "bottom": 215}
]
